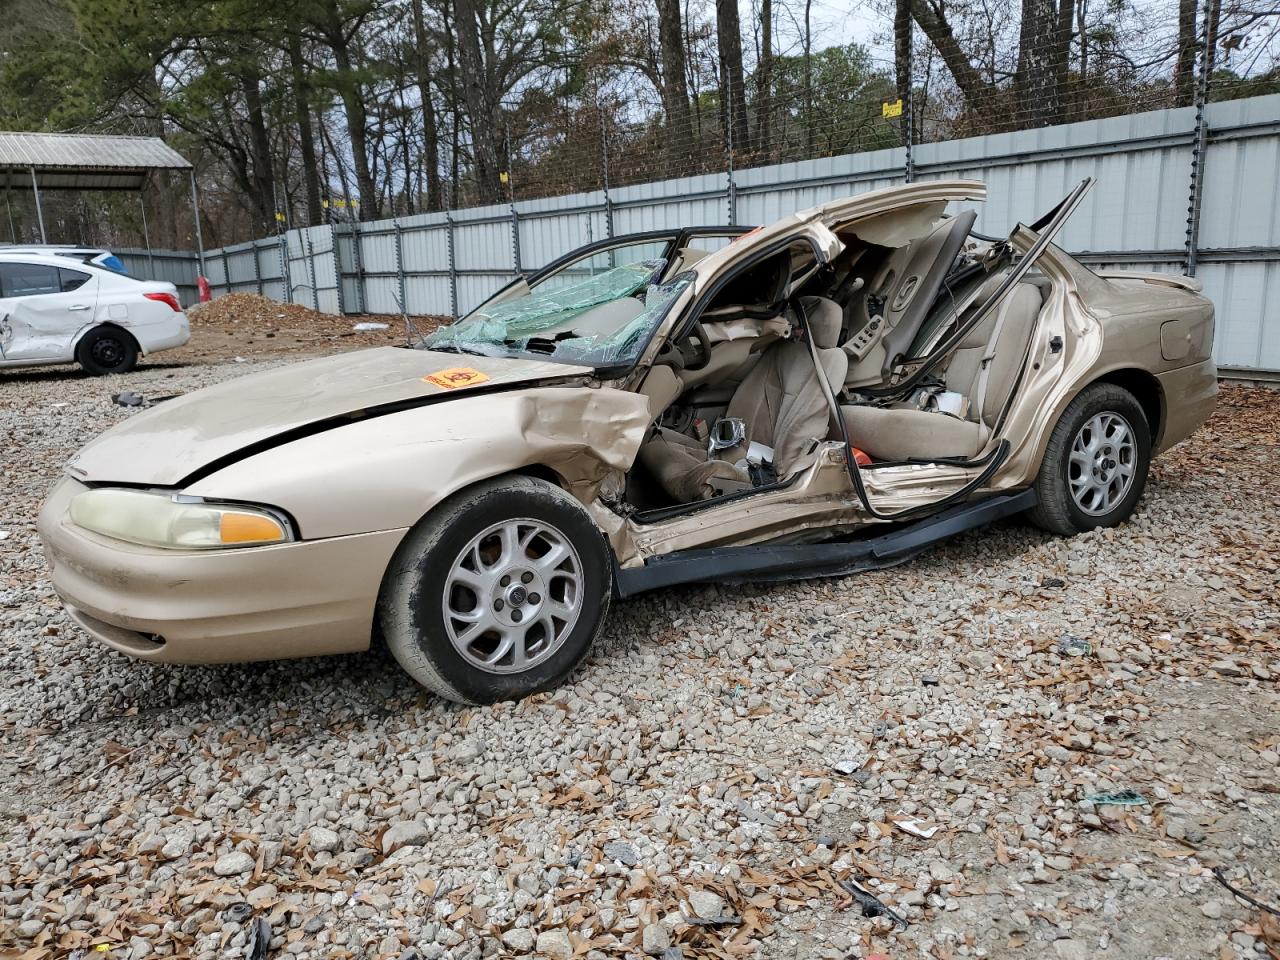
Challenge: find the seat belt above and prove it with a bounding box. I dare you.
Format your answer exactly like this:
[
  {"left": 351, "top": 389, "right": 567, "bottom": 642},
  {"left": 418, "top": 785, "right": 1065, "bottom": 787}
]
[{"left": 971, "top": 292, "right": 1016, "bottom": 427}]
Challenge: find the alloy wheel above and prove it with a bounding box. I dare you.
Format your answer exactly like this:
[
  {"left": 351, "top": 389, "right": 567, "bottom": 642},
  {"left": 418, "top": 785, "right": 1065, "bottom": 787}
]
[
  {"left": 441, "top": 518, "right": 584, "bottom": 674},
  {"left": 1068, "top": 411, "right": 1136, "bottom": 516}
]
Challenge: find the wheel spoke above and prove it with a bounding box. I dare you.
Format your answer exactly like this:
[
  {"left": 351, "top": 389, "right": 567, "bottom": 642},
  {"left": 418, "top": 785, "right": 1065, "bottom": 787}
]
[
  {"left": 448, "top": 566, "right": 486, "bottom": 592},
  {"left": 545, "top": 597, "right": 576, "bottom": 622},
  {"left": 534, "top": 541, "right": 570, "bottom": 573}
]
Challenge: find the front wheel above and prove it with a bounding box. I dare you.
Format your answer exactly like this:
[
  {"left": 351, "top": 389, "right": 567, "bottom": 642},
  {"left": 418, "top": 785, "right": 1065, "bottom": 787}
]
[
  {"left": 377, "top": 475, "right": 612, "bottom": 704},
  {"left": 1028, "top": 383, "right": 1152, "bottom": 535}
]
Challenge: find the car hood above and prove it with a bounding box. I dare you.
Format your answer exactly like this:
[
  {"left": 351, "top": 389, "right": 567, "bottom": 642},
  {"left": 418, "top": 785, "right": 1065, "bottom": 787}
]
[{"left": 67, "top": 348, "right": 593, "bottom": 486}]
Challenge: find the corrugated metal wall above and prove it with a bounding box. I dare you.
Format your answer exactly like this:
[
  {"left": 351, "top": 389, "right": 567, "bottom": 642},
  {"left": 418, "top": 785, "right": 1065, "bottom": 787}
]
[
  {"left": 195, "top": 93, "right": 1280, "bottom": 371},
  {"left": 113, "top": 248, "right": 201, "bottom": 305}
]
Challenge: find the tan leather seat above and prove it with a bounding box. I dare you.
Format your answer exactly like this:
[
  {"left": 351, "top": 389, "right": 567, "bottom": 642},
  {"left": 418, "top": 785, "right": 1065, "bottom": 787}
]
[
  {"left": 840, "top": 282, "right": 1044, "bottom": 462},
  {"left": 638, "top": 297, "right": 849, "bottom": 502}
]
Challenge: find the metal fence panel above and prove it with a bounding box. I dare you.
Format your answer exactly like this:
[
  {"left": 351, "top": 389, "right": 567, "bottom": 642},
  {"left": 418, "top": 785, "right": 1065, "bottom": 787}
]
[
  {"left": 113, "top": 248, "right": 200, "bottom": 305},
  {"left": 191, "top": 94, "right": 1280, "bottom": 370}
]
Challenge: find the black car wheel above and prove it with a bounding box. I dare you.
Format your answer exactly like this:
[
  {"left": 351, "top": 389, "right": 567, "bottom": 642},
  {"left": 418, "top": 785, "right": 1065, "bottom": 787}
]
[
  {"left": 378, "top": 475, "right": 613, "bottom": 704},
  {"left": 1028, "top": 382, "right": 1152, "bottom": 535},
  {"left": 76, "top": 326, "right": 139, "bottom": 375}
]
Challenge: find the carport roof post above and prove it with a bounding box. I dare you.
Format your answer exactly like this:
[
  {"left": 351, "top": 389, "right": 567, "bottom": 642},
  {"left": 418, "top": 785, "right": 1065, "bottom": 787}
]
[{"left": 29, "top": 166, "right": 45, "bottom": 243}]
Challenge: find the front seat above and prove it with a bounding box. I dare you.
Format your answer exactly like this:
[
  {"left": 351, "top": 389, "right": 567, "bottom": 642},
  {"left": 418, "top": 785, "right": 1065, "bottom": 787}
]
[
  {"left": 839, "top": 281, "right": 1044, "bottom": 462},
  {"left": 638, "top": 298, "right": 850, "bottom": 502}
]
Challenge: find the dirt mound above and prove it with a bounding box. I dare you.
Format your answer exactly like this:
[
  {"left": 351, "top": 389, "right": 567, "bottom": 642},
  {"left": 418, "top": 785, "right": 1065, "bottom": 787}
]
[
  {"left": 187, "top": 292, "right": 334, "bottom": 327},
  {"left": 179, "top": 293, "right": 448, "bottom": 363}
]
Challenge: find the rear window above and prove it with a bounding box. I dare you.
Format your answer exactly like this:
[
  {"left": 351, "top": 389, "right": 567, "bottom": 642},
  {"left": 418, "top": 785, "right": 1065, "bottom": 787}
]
[{"left": 59, "top": 267, "right": 91, "bottom": 291}]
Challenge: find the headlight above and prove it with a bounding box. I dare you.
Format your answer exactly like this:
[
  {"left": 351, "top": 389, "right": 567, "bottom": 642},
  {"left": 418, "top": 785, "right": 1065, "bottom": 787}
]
[{"left": 69, "top": 488, "right": 292, "bottom": 549}]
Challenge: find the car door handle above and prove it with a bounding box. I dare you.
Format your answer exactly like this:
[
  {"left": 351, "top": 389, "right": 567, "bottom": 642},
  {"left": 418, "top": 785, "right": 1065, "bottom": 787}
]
[{"left": 68, "top": 304, "right": 92, "bottom": 311}]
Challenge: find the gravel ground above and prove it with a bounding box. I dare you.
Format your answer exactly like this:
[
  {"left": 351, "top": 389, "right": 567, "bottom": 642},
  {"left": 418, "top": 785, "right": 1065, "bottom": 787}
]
[{"left": 1, "top": 353, "right": 1278, "bottom": 960}]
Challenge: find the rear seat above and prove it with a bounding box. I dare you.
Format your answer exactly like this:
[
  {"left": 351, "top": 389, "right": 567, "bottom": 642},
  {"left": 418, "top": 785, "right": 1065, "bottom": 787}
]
[{"left": 839, "top": 281, "right": 1045, "bottom": 461}]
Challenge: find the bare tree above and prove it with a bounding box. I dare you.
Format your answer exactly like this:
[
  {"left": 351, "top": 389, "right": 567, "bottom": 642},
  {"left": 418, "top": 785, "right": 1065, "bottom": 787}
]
[
  {"left": 411, "top": 0, "right": 444, "bottom": 210},
  {"left": 657, "top": 0, "right": 695, "bottom": 165},
  {"left": 756, "top": 0, "right": 774, "bottom": 152},
  {"left": 715, "top": 0, "right": 750, "bottom": 153},
  {"left": 1016, "top": 0, "right": 1063, "bottom": 124},
  {"left": 285, "top": 27, "right": 323, "bottom": 225}
]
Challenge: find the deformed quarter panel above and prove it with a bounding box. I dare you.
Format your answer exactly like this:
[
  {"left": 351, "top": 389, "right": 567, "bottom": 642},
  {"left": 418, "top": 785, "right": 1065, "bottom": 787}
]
[{"left": 183, "top": 386, "right": 653, "bottom": 541}]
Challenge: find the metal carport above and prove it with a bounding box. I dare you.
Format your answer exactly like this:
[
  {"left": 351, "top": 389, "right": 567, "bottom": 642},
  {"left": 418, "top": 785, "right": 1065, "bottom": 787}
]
[{"left": 0, "top": 131, "right": 203, "bottom": 272}]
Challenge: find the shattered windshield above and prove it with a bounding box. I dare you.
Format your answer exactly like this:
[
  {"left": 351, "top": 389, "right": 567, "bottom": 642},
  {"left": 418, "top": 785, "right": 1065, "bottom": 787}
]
[{"left": 422, "top": 259, "right": 691, "bottom": 367}]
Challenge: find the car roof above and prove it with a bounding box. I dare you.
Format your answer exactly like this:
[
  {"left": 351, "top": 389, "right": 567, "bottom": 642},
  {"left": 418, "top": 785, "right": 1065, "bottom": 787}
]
[
  {"left": 2, "top": 245, "right": 110, "bottom": 255},
  {"left": 0, "top": 251, "right": 110, "bottom": 270}
]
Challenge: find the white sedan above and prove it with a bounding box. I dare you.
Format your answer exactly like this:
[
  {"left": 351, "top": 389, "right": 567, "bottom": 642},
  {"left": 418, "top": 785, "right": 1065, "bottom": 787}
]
[{"left": 0, "top": 252, "right": 190, "bottom": 375}]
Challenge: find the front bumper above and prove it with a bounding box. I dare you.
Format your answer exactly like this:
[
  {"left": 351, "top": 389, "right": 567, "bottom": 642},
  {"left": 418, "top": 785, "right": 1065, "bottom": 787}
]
[{"left": 38, "top": 477, "right": 406, "bottom": 664}]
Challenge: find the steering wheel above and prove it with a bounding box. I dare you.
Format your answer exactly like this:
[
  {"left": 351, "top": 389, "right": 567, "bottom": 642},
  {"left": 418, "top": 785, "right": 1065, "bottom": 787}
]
[{"left": 684, "top": 322, "right": 713, "bottom": 371}]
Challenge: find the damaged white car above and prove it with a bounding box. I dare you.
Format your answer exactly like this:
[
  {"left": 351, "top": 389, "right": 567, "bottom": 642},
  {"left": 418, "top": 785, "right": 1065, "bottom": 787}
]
[{"left": 0, "top": 252, "right": 189, "bottom": 374}]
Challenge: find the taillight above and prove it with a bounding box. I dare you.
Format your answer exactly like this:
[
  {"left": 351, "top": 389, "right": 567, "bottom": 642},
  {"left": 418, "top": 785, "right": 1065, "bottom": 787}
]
[{"left": 144, "top": 292, "right": 182, "bottom": 312}]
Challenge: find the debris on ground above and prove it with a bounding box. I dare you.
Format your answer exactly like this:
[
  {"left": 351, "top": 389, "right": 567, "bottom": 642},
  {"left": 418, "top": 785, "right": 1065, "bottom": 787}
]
[
  {"left": 838, "top": 877, "right": 908, "bottom": 928},
  {"left": 1085, "top": 789, "right": 1149, "bottom": 806},
  {"left": 1058, "top": 633, "right": 1093, "bottom": 656},
  {"left": 1213, "top": 866, "right": 1280, "bottom": 919}
]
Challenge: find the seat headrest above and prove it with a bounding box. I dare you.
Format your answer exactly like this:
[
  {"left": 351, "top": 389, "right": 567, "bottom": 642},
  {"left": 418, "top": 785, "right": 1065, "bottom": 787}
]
[{"left": 801, "top": 296, "right": 843, "bottom": 349}]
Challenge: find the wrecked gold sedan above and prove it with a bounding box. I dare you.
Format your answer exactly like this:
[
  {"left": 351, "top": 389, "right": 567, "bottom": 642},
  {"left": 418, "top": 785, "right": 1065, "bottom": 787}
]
[{"left": 39, "top": 178, "right": 1217, "bottom": 703}]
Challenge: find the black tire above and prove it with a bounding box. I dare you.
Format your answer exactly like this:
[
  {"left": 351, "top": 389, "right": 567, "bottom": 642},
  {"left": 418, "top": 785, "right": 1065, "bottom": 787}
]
[
  {"left": 1028, "top": 382, "right": 1152, "bottom": 535},
  {"left": 377, "top": 475, "right": 613, "bottom": 704},
  {"left": 76, "top": 326, "right": 139, "bottom": 375}
]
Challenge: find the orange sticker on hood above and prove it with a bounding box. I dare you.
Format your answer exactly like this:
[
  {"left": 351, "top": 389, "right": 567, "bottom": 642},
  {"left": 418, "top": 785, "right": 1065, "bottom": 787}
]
[{"left": 424, "top": 367, "right": 491, "bottom": 389}]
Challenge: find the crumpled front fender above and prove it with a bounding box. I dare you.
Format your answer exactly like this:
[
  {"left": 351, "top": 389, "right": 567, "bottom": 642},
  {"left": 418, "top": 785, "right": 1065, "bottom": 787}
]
[{"left": 184, "top": 386, "right": 651, "bottom": 540}]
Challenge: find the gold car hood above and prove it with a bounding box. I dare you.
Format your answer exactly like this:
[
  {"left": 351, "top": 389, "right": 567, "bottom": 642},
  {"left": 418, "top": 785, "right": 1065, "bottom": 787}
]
[{"left": 67, "top": 348, "right": 592, "bottom": 486}]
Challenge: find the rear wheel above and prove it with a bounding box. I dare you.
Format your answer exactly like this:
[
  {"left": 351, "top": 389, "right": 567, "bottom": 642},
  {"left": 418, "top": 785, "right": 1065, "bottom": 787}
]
[
  {"left": 76, "top": 326, "right": 138, "bottom": 375},
  {"left": 1029, "top": 383, "right": 1151, "bottom": 535},
  {"left": 378, "top": 475, "right": 612, "bottom": 704}
]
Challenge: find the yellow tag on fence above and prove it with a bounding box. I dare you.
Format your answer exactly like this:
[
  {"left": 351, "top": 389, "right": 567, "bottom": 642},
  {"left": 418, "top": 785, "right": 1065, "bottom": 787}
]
[
  {"left": 424, "top": 367, "right": 491, "bottom": 390},
  {"left": 882, "top": 99, "right": 904, "bottom": 119}
]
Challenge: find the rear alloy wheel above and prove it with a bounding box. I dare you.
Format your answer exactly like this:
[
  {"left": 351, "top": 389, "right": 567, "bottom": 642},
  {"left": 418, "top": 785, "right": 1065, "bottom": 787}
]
[
  {"left": 1028, "top": 383, "right": 1152, "bottom": 535},
  {"left": 76, "top": 326, "right": 138, "bottom": 375},
  {"left": 378, "top": 476, "right": 612, "bottom": 703}
]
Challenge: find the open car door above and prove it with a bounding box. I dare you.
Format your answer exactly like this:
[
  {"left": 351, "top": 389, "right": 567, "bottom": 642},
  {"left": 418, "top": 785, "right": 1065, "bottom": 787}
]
[
  {"left": 865, "top": 176, "right": 1094, "bottom": 398},
  {"left": 830, "top": 177, "right": 1096, "bottom": 521}
]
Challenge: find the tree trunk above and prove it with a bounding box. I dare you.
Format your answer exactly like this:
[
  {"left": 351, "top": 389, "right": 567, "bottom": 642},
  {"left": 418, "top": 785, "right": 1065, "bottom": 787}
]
[
  {"left": 657, "top": 0, "right": 694, "bottom": 169},
  {"left": 912, "top": 0, "right": 994, "bottom": 113},
  {"left": 441, "top": 0, "right": 462, "bottom": 207},
  {"left": 286, "top": 28, "right": 323, "bottom": 226},
  {"left": 1015, "top": 0, "right": 1062, "bottom": 126},
  {"left": 1052, "top": 0, "right": 1074, "bottom": 117},
  {"left": 755, "top": 0, "right": 773, "bottom": 154},
  {"left": 1077, "top": 0, "right": 1089, "bottom": 96},
  {"left": 803, "top": 0, "right": 813, "bottom": 153},
  {"left": 715, "top": 0, "right": 750, "bottom": 156},
  {"left": 240, "top": 61, "right": 277, "bottom": 237},
  {"left": 140, "top": 69, "right": 179, "bottom": 247},
  {"left": 328, "top": 37, "right": 379, "bottom": 215},
  {"left": 453, "top": 0, "right": 504, "bottom": 203},
  {"left": 411, "top": 0, "right": 444, "bottom": 211}
]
